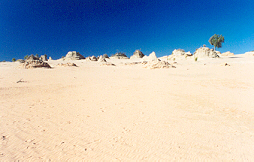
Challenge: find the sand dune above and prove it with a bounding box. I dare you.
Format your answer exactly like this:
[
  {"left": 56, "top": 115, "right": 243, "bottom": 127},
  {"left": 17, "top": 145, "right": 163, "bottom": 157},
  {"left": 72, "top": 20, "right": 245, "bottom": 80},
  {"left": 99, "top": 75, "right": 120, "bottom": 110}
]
[{"left": 1, "top": 55, "right": 254, "bottom": 161}]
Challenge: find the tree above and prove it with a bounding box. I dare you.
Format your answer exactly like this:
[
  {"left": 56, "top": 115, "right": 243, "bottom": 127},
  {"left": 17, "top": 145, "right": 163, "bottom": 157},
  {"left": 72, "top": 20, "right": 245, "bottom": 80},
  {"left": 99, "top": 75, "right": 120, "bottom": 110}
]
[
  {"left": 24, "top": 55, "right": 28, "bottom": 60},
  {"left": 12, "top": 58, "right": 16, "bottom": 62},
  {"left": 208, "top": 34, "right": 224, "bottom": 50}
]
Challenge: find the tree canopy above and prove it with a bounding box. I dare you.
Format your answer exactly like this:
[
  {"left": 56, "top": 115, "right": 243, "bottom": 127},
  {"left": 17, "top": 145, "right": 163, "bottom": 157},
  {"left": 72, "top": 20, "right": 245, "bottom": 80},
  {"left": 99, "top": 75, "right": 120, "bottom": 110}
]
[{"left": 208, "top": 34, "right": 224, "bottom": 50}]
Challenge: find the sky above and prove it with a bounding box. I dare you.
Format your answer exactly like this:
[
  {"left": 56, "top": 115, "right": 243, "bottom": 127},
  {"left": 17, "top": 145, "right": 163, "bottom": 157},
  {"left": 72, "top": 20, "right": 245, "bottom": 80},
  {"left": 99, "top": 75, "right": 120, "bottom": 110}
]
[{"left": 0, "top": 0, "right": 254, "bottom": 61}]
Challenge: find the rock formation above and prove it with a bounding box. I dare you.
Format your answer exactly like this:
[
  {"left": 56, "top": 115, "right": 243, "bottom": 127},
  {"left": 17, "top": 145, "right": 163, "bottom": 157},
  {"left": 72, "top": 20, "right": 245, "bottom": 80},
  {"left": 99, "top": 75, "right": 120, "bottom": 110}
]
[
  {"left": 57, "top": 63, "right": 77, "bottom": 67},
  {"left": 215, "top": 51, "right": 221, "bottom": 55},
  {"left": 103, "top": 54, "right": 109, "bottom": 59},
  {"left": 110, "top": 52, "right": 129, "bottom": 59},
  {"left": 40, "top": 55, "right": 48, "bottom": 61},
  {"left": 142, "top": 52, "right": 158, "bottom": 62},
  {"left": 244, "top": 51, "right": 254, "bottom": 56},
  {"left": 48, "top": 57, "right": 53, "bottom": 61},
  {"left": 98, "top": 55, "right": 107, "bottom": 62},
  {"left": 65, "top": 51, "right": 85, "bottom": 60},
  {"left": 194, "top": 47, "right": 219, "bottom": 58},
  {"left": 90, "top": 56, "right": 97, "bottom": 61},
  {"left": 168, "top": 49, "right": 192, "bottom": 61},
  {"left": 86, "top": 56, "right": 97, "bottom": 61},
  {"left": 130, "top": 50, "right": 144, "bottom": 59},
  {"left": 185, "top": 51, "right": 193, "bottom": 56},
  {"left": 21, "top": 60, "right": 51, "bottom": 69},
  {"left": 172, "top": 49, "right": 185, "bottom": 56},
  {"left": 101, "top": 62, "right": 116, "bottom": 66},
  {"left": 220, "top": 63, "right": 230, "bottom": 66},
  {"left": 26, "top": 54, "right": 39, "bottom": 61},
  {"left": 125, "top": 62, "right": 142, "bottom": 65},
  {"left": 144, "top": 61, "right": 175, "bottom": 69},
  {"left": 221, "top": 51, "right": 234, "bottom": 56}
]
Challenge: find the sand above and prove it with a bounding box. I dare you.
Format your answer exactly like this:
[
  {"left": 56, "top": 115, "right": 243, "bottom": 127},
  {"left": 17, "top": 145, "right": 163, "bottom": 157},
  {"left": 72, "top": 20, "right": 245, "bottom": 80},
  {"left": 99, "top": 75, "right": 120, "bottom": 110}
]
[{"left": 1, "top": 54, "right": 254, "bottom": 161}]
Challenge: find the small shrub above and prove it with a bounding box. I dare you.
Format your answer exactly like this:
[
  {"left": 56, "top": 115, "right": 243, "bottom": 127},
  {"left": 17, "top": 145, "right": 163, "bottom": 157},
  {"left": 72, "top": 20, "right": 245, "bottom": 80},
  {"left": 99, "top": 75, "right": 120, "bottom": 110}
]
[
  {"left": 173, "top": 58, "right": 176, "bottom": 61},
  {"left": 195, "top": 57, "right": 198, "bottom": 61},
  {"left": 12, "top": 58, "right": 16, "bottom": 62},
  {"left": 24, "top": 55, "right": 28, "bottom": 60}
]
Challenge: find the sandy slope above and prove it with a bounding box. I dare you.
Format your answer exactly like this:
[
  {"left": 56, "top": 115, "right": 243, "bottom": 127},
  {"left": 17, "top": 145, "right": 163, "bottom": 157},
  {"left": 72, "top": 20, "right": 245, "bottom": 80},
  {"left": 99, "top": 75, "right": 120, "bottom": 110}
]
[{"left": 1, "top": 55, "right": 254, "bottom": 161}]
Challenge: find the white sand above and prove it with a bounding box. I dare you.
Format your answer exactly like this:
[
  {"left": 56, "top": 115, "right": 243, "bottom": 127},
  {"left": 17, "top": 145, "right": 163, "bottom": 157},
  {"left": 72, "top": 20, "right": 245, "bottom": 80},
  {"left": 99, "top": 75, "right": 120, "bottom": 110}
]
[{"left": 1, "top": 54, "right": 254, "bottom": 161}]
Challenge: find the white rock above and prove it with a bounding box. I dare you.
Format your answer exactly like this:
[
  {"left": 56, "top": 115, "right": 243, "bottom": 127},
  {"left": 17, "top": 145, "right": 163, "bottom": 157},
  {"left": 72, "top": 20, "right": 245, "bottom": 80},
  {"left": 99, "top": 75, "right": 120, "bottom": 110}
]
[
  {"left": 244, "top": 51, "right": 254, "bottom": 56},
  {"left": 194, "top": 47, "right": 219, "bottom": 58},
  {"left": 142, "top": 52, "right": 158, "bottom": 62},
  {"left": 221, "top": 51, "right": 234, "bottom": 56}
]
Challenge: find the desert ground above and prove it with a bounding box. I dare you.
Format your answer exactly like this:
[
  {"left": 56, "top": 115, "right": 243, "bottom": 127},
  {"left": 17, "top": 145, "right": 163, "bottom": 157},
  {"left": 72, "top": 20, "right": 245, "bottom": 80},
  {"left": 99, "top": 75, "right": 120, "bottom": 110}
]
[{"left": 1, "top": 54, "right": 254, "bottom": 161}]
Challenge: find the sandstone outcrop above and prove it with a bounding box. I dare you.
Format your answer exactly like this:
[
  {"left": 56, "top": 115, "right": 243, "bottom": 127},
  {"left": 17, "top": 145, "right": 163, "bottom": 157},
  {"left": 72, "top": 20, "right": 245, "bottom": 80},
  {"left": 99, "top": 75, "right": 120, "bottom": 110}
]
[
  {"left": 244, "top": 51, "right": 254, "bottom": 56},
  {"left": 144, "top": 61, "right": 175, "bottom": 69},
  {"left": 194, "top": 47, "right": 219, "bottom": 58},
  {"left": 215, "top": 51, "right": 221, "bottom": 55},
  {"left": 103, "top": 54, "right": 109, "bottom": 59},
  {"left": 26, "top": 55, "right": 39, "bottom": 61},
  {"left": 98, "top": 56, "right": 107, "bottom": 62},
  {"left": 168, "top": 49, "right": 192, "bottom": 61},
  {"left": 65, "top": 51, "right": 85, "bottom": 60},
  {"left": 221, "top": 51, "right": 234, "bottom": 56},
  {"left": 21, "top": 60, "right": 51, "bottom": 69},
  {"left": 101, "top": 62, "right": 116, "bottom": 66},
  {"left": 142, "top": 52, "right": 158, "bottom": 62},
  {"left": 125, "top": 62, "right": 142, "bottom": 65},
  {"left": 57, "top": 63, "right": 77, "bottom": 67},
  {"left": 172, "top": 49, "right": 185, "bottom": 56},
  {"left": 40, "top": 55, "right": 48, "bottom": 61},
  {"left": 110, "top": 52, "right": 129, "bottom": 59},
  {"left": 130, "top": 50, "right": 144, "bottom": 59},
  {"left": 185, "top": 51, "right": 193, "bottom": 56},
  {"left": 220, "top": 63, "right": 230, "bottom": 66},
  {"left": 86, "top": 56, "right": 97, "bottom": 61},
  {"left": 90, "top": 56, "right": 97, "bottom": 61}
]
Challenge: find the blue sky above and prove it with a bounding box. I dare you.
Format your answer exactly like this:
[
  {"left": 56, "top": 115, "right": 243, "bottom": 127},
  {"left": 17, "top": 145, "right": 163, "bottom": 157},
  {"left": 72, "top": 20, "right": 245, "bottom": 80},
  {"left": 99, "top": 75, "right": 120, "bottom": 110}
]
[{"left": 1, "top": 0, "right": 254, "bottom": 61}]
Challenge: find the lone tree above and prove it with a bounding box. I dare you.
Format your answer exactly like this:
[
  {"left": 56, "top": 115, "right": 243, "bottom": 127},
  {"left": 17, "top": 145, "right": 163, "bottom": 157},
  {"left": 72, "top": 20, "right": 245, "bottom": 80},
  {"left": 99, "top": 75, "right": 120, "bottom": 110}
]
[{"left": 209, "top": 34, "right": 224, "bottom": 50}]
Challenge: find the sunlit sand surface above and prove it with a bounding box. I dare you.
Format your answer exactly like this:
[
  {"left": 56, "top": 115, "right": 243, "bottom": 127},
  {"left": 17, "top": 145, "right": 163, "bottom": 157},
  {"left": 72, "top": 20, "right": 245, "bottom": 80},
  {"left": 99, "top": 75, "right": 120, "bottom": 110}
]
[{"left": 1, "top": 54, "right": 254, "bottom": 161}]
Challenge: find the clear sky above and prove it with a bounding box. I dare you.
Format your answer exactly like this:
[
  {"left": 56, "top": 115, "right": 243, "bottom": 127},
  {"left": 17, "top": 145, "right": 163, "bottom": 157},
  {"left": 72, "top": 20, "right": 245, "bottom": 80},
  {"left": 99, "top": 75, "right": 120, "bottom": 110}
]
[{"left": 1, "top": 0, "right": 254, "bottom": 61}]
